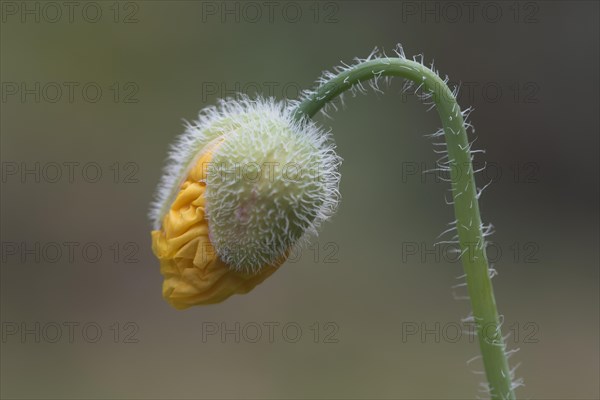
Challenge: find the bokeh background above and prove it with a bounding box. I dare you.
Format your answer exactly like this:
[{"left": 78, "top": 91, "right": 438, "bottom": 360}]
[{"left": 1, "top": 1, "right": 598, "bottom": 399}]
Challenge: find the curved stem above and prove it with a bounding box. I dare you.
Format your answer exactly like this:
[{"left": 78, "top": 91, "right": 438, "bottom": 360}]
[{"left": 293, "top": 58, "right": 515, "bottom": 400}]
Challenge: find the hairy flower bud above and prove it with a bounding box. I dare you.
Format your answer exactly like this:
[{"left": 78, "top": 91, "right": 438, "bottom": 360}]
[{"left": 150, "top": 98, "right": 341, "bottom": 309}]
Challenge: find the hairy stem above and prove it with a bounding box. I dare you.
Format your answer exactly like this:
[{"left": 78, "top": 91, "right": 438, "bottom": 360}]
[{"left": 293, "top": 57, "right": 515, "bottom": 399}]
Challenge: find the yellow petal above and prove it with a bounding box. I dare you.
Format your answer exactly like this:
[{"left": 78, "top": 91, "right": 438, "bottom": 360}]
[{"left": 151, "top": 143, "right": 284, "bottom": 309}]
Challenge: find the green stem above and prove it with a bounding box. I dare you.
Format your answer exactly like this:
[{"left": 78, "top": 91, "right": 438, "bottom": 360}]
[{"left": 293, "top": 58, "right": 515, "bottom": 399}]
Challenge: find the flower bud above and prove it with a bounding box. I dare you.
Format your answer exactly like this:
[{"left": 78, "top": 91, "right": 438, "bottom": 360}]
[{"left": 150, "top": 98, "right": 341, "bottom": 309}]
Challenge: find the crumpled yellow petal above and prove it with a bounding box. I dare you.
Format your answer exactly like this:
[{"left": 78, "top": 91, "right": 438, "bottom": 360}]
[{"left": 151, "top": 144, "right": 283, "bottom": 309}]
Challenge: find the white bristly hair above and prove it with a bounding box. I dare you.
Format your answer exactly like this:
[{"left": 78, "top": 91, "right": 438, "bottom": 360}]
[{"left": 149, "top": 96, "right": 341, "bottom": 272}]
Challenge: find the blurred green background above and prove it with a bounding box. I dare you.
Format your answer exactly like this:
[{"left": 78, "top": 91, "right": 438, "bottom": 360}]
[{"left": 1, "top": 1, "right": 598, "bottom": 399}]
